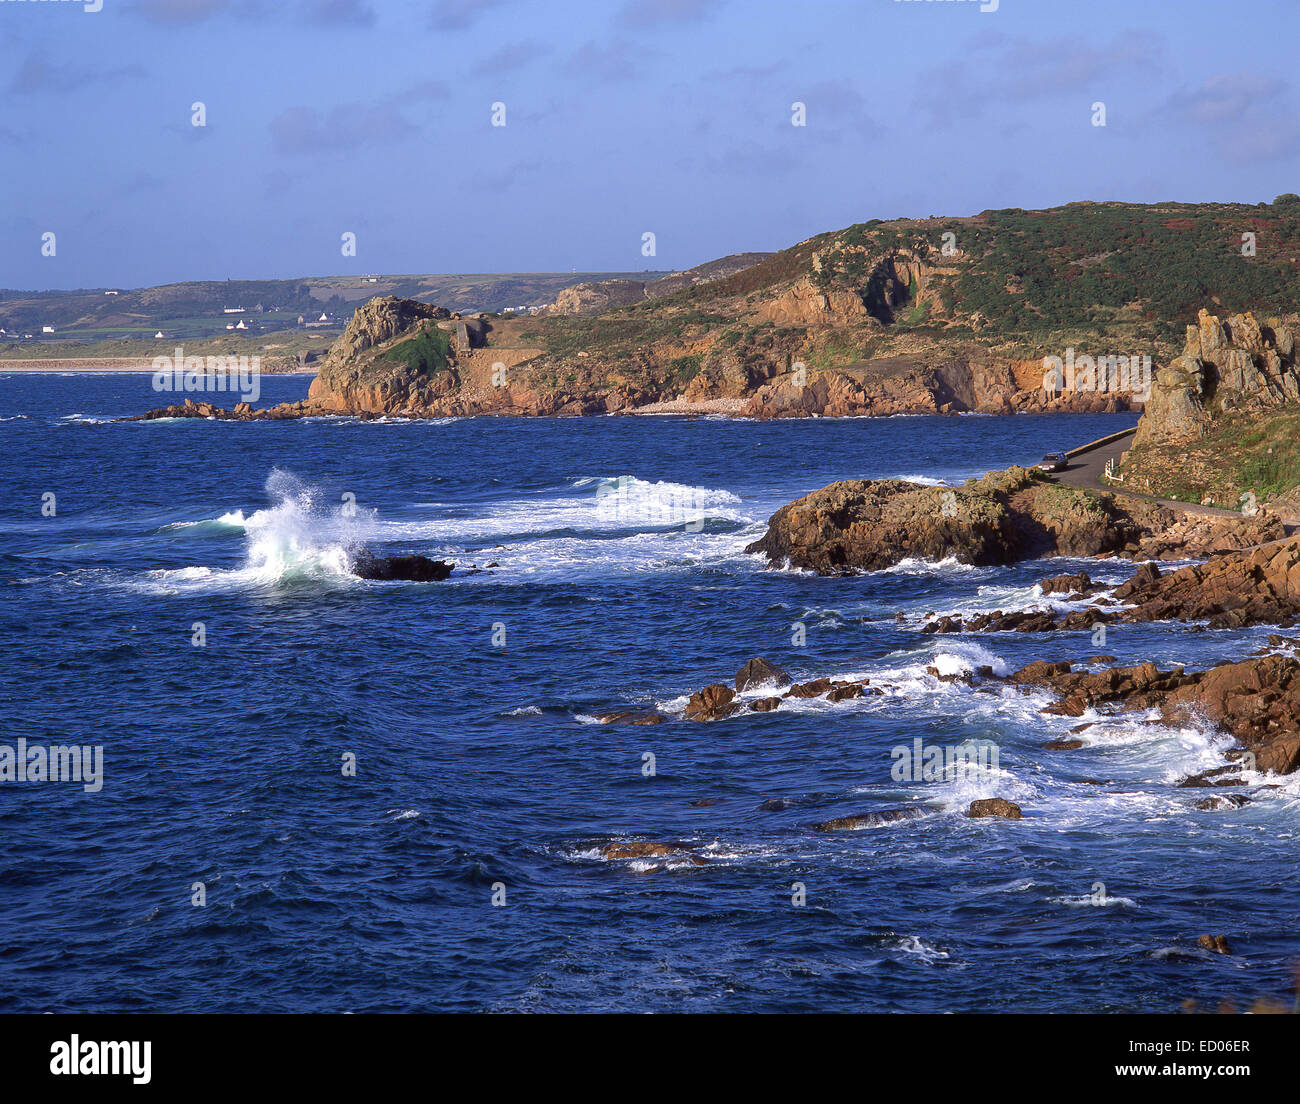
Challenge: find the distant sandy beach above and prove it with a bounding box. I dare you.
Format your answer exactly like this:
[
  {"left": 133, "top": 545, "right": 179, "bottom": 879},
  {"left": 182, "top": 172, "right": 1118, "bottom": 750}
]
[
  {"left": 623, "top": 396, "right": 746, "bottom": 416},
  {"left": 0, "top": 358, "right": 314, "bottom": 375}
]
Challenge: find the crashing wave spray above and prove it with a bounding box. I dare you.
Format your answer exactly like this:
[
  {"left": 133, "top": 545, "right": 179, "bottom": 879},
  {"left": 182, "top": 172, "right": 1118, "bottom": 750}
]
[{"left": 239, "top": 469, "right": 374, "bottom": 583}]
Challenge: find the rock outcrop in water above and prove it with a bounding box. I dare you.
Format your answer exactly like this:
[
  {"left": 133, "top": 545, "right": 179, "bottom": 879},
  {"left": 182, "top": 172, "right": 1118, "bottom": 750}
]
[
  {"left": 1007, "top": 654, "right": 1300, "bottom": 777},
  {"left": 813, "top": 807, "right": 933, "bottom": 831},
  {"left": 1108, "top": 537, "right": 1300, "bottom": 628},
  {"left": 745, "top": 466, "right": 1172, "bottom": 573},
  {"left": 967, "top": 798, "right": 1022, "bottom": 819},
  {"left": 734, "top": 656, "right": 791, "bottom": 692},
  {"left": 350, "top": 552, "right": 454, "bottom": 582},
  {"left": 930, "top": 534, "right": 1300, "bottom": 635}
]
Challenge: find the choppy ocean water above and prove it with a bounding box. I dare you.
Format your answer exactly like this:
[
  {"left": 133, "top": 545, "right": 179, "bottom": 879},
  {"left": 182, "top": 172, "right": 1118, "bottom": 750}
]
[{"left": 1, "top": 373, "right": 1296, "bottom": 1013}]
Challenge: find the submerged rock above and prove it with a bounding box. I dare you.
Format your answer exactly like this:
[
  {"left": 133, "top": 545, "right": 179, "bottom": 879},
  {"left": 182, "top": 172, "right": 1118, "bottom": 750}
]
[
  {"left": 596, "top": 710, "right": 666, "bottom": 725},
  {"left": 1193, "top": 794, "right": 1250, "bottom": 811},
  {"left": 813, "top": 806, "right": 932, "bottom": 831},
  {"left": 599, "top": 840, "right": 706, "bottom": 867}
]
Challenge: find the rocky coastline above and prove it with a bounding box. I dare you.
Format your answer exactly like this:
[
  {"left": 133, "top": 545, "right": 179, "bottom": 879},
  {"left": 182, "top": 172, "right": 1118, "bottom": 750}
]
[{"left": 124, "top": 292, "right": 1138, "bottom": 424}]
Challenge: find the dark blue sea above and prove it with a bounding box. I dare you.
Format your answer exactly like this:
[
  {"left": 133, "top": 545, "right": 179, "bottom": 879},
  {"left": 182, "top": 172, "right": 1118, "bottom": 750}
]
[{"left": 1, "top": 373, "right": 1296, "bottom": 1013}]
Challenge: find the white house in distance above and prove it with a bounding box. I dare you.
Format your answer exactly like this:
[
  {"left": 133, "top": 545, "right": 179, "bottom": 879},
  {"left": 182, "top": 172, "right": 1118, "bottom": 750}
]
[
  {"left": 224, "top": 306, "right": 245, "bottom": 314},
  {"left": 154, "top": 331, "right": 165, "bottom": 339},
  {"left": 42, "top": 325, "right": 55, "bottom": 334}
]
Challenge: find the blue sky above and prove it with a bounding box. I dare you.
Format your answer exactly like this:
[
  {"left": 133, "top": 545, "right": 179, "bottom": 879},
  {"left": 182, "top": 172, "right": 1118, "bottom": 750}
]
[{"left": 2, "top": 0, "right": 1298, "bottom": 289}]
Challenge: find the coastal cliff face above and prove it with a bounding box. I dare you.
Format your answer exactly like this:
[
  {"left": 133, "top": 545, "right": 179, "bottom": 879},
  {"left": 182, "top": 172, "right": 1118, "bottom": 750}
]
[
  {"left": 1131, "top": 309, "right": 1300, "bottom": 448},
  {"left": 296, "top": 294, "right": 1140, "bottom": 420}
]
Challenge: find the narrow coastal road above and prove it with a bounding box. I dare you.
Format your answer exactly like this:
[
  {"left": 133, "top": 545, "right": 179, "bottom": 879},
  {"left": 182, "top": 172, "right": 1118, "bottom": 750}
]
[
  {"left": 1054, "top": 426, "right": 1247, "bottom": 520},
  {"left": 1056, "top": 427, "right": 1299, "bottom": 533}
]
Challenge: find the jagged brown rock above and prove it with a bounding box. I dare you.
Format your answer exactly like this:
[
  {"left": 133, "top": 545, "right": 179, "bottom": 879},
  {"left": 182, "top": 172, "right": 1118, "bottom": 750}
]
[
  {"left": 735, "top": 657, "right": 791, "bottom": 693},
  {"left": 1008, "top": 653, "right": 1300, "bottom": 777},
  {"left": 684, "top": 683, "right": 739, "bottom": 721},
  {"left": 1133, "top": 309, "right": 1300, "bottom": 449}
]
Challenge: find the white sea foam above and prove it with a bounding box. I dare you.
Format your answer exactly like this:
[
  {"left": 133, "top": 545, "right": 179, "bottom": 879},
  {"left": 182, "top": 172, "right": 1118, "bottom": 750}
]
[
  {"left": 162, "top": 473, "right": 765, "bottom": 582},
  {"left": 129, "top": 469, "right": 371, "bottom": 592},
  {"left": 891, "top": 936, "right": 950, "bottom": 963},
  {"left": 1050, "top": 892, "right": 1136, "bottom": 908},
  {"left": 879, "top": 555, "right": 986, "bottom": 577}
]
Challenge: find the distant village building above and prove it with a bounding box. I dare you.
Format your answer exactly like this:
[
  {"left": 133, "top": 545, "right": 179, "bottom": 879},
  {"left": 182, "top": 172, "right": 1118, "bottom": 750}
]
[
  {"left": 235, "top": 320, "right": 248, "bottom": 330},
  {"left": 223, "top": 307, "right": 245, "bottom": 314},
  {"left": 154, "top": 331, "right": 165, "bottom": 339},
  {"left": 42, "top": 325, "right": 55, "bottom": 333}
]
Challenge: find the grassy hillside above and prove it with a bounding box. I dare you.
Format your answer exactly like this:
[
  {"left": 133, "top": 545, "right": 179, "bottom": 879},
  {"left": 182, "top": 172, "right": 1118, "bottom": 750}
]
[{"left": 1121, "top": 409, "right": 1300, "bottom": 510}]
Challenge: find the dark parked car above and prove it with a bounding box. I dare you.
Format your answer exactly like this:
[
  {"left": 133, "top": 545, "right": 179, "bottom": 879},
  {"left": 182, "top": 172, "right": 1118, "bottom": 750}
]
[{"left": 1035, "top": 452, "right": 1067, "bottom": 473}]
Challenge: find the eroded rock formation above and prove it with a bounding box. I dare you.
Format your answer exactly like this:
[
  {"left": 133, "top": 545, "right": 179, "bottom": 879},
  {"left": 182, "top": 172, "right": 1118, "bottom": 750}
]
[{"left": 1132, "top": 309, "right": 1300, "bottom": 448}]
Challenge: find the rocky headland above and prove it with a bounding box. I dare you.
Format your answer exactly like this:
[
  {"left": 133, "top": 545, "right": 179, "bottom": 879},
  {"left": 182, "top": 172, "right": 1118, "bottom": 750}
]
[{"left": 127, "top": 198, "right": 1300, "bottom": 423}]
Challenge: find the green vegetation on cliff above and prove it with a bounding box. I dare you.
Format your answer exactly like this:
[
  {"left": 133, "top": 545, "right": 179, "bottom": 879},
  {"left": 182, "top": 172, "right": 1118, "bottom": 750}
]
[
  {"left": 499, "top": 196, "right": 1300, "bottom": 397},
  {"left": 381, "top": 322, "right": 452, "bottom": 375},
  {"left": 1122, "top": 410, "right": 1300, "bottom": 510},
  {"left": 804, "top": 200, "right": 1300, "bottom": 342}
]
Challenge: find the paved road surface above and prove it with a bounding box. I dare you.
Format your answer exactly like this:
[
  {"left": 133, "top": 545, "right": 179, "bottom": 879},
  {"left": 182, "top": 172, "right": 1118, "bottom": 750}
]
[{"left": 1056, "top": 426, "right": 1296, "bottom": 529}]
